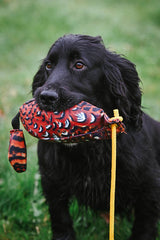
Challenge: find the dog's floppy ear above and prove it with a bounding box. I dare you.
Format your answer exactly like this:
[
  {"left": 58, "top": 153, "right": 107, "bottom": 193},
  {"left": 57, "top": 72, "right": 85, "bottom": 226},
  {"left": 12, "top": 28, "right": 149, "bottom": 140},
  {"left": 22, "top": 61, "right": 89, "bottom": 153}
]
[
  {"left": 32, "top": 63, "right": 47, "bottom": 96},
  {"left": 103, "top": 50, "right": 142, "bottom": 129}
]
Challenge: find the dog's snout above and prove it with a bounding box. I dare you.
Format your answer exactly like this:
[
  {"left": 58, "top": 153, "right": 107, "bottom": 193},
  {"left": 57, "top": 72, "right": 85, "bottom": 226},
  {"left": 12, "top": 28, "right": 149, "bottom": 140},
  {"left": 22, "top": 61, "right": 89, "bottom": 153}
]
[{"left": 40, "top": 90, "right": 58, "bottom": 105}]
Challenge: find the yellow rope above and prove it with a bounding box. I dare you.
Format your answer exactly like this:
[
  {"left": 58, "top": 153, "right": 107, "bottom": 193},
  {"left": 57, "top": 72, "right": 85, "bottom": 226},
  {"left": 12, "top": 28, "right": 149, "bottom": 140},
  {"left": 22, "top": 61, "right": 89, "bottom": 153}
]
[{"left": 109, "top": 110, "right": 123, "bottom": 240}]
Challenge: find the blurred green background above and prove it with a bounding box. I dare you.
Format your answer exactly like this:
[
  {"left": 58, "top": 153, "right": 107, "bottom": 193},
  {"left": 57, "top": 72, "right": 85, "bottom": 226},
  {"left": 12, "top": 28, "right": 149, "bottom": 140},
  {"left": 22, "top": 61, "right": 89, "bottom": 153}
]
[{"left": 0, "top": 0, "right": 160, "bottom": 239}]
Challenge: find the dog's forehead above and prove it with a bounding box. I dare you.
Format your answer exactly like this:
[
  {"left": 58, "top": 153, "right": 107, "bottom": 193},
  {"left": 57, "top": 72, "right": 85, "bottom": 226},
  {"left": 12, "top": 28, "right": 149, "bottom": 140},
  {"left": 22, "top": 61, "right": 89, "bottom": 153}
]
[
  {"left": 50, "top": 36, "right": 80, "bottom": 55},
  {"left": 47, "top": 35, "right": 104, "bottom": 59}
]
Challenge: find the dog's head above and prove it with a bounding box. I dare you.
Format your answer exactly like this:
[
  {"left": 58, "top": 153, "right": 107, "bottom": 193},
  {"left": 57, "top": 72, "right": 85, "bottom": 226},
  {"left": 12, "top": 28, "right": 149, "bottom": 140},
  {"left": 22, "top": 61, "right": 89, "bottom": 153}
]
[{"left": 32, "top": 34, "right": 142, "bottom": 129}]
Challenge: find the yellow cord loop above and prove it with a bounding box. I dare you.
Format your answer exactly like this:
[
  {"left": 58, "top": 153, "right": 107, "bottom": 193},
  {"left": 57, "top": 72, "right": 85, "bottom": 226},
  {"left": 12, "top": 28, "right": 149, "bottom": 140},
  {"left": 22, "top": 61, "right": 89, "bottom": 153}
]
[{"left": 109, "top": 109, "right": 123, "bottom": 240}]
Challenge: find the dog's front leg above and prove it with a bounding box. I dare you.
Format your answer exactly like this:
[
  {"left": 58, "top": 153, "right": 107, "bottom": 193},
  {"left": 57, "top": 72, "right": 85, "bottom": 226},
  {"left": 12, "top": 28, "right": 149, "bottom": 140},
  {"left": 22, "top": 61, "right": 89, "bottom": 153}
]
[
  {"left": 48, "top": 199, "right": 76, "bottom": 240},
  {"left": 38, "top": 141, "right": 76, "bottom": 240},
  {"left": 41, "top": 177, "right": 76, "bottom": 240},
  {"left": 129, "top": 211, "right": 158, "bottom": 240},
  {"left": 129, "top": 183, "right": 160, "bottom": 240}
]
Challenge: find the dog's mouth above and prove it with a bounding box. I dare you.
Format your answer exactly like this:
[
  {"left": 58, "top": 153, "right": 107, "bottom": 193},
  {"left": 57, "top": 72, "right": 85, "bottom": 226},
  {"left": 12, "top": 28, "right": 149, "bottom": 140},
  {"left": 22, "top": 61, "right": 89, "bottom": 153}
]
[
  {"left": 34, "top": 88, "right": 85, "bottom": 113},
  {"left": 37, "top": 97, "right": 62, "bottom": 112}
]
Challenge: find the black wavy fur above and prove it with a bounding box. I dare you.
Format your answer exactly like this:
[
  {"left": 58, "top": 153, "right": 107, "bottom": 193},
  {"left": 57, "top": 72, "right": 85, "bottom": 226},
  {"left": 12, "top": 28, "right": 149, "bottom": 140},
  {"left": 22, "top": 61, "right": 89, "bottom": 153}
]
[{"left": 32, "top": 34, "right": 160, "bottom": 240}]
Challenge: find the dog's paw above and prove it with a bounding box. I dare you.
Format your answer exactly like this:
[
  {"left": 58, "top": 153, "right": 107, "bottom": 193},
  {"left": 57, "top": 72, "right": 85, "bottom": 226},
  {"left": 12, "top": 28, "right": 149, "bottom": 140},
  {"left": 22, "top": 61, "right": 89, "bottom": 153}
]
[
  {"left": 52, "top": 233, "right": 75, "bottom": 240},
  {"left": 52, "top": 236, "right": 69, "bottom": 240}
]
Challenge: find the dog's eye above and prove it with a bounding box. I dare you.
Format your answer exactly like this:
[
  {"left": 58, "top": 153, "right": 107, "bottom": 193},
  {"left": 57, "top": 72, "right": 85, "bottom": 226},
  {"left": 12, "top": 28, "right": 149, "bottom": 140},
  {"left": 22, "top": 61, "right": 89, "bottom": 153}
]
[
  {"left": 75, "top": 62, "right": 84, "bottom": 70},
  {"left": 46, "top": 62, "right": 52, "bottom": 71}
]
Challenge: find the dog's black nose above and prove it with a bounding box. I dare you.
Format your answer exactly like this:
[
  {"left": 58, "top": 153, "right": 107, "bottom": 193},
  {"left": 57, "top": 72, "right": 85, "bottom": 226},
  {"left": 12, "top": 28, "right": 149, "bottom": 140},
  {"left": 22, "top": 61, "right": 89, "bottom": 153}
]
[{"left": 40, "top": 90, "right": 58, "bottom": 105}]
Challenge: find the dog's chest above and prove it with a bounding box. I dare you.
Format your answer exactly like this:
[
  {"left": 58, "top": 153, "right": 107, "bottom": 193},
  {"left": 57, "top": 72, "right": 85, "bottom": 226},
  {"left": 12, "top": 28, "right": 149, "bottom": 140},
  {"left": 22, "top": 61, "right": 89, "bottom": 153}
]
[{"left": 67, "top": 142, "right": 111, "bottom": 210}]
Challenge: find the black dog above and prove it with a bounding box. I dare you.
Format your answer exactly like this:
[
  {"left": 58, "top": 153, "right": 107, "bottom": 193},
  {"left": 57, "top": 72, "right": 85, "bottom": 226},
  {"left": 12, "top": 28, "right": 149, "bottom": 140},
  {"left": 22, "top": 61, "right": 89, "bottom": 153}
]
[{"left": 32, "top": 34, "right": 160, "bottom": 240}]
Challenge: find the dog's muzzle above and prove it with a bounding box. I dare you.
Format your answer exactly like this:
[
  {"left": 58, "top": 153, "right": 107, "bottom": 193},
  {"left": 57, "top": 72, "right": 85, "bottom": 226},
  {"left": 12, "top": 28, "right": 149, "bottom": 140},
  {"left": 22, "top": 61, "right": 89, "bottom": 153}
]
[{"left": 40, "top": 90, "right": 59, "bottom": 106}]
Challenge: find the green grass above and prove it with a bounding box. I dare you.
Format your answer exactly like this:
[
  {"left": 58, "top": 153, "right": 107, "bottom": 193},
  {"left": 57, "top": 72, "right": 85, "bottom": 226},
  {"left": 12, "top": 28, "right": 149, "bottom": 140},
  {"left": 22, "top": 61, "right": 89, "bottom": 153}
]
[{"left": 0, "top": 0, "right": 160, "bottom": 239}]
